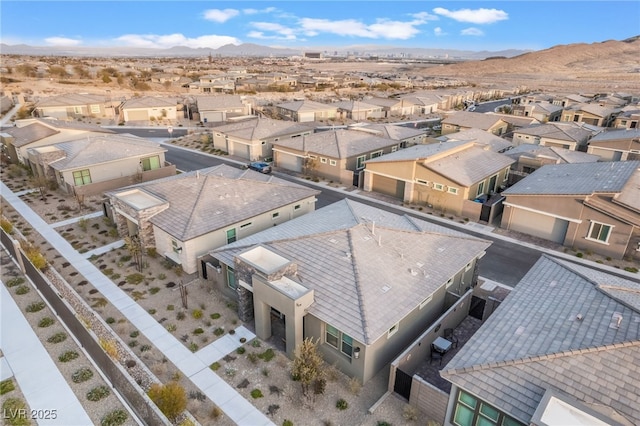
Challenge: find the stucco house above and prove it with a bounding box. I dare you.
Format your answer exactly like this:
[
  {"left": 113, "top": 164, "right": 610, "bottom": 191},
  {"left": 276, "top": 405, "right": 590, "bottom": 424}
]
[
  {"left": 121, "top": 97, "right": 178, "bottom": 122},
  {"left": 27, "top": 134, "right": 175, "bottom": 196},
  {"left": 272, "top": 128, "right": 401, "bottom": 186},
  {"left": 33, "top": 93, "right": 116, "bottom": 120},
  {"left": 104, "top": 165, "right": 320, "bottom": 274},
  {"left": 363, "top": 141, "right": 515, "bottom": 218},
  {"left": 196, "top": 95, "right": 252, "bottom": 123},
  {"left": 334, "top": 100, "right": 384, "bottom": 121},
  {"left": 211, "top": 117, "right": 313, "bottom": 161},
  {"left": 512, "top": 101, "right": 563, "bottom": 122},
  {"left": 561, "top": 103, "right": 620, "bottom": 127},
  {"left": 501, "top": 161, "right": 640, "bottom": 260},
  {"left": 364, "top": 97, "right": 417, "bottom": 117},
  {"left": 436, "top": 128, "right": 512, "bottom": 153},
  {"left": 275, "top": 100, "right": 338, "bottom": 123},
  {"left": 441, "top": 255, "right": 640, "bottom": 426},
  {"left": 203, "top": 199, "right": 491, "bottom": 384},
  {"left": 440, "top": 112, "right": 509, "bottom": 136},
  {"left": 613, "top": 108, "right": 639, "bottom": 129},
  {"left": 0, "top": 118, "right": 115, "bottom": 165},
  {"left": 350, "top": 123, "right": 426, "bottom": 148},
  {"left": 586, "top": 128, "right": 640, "bottom": 161},
  {"left": 511, "top": 122, "right": 598, "bottom": 151}
]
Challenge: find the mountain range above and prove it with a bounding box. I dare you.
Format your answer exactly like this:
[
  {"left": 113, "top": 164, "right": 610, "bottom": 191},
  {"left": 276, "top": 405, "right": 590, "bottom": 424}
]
[{"left": 0, "top": 42, "right": 528, "bottom": 59}]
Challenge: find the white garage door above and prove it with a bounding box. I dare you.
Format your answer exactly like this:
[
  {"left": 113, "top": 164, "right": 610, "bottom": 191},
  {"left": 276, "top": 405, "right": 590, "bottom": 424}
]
[
  {"left": 229, "top": 141, "right": 250, "bottom": 160},
  {"left": 277, "top": 153, "right": 303, "bottom": 172},
  {"left": 126, "top": 109, "right": 149, "bottom": 121},
  {"left": 509, "top": 208, "right": 569, "bottom": 244}
]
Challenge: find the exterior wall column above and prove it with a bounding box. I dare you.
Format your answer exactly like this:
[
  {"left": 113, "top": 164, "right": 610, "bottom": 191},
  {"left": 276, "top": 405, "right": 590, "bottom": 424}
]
[
  {"left": 403, "top": 180, "right": 415, "bottom": 203},
  {"left": 363, "top": 170, "right": 373, "bottom": 192}
]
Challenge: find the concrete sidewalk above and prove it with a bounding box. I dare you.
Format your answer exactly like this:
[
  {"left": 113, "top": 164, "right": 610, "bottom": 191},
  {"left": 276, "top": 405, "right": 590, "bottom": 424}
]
[
  {"left": 1, "top": 283, "right": 93, "bottom": 426},
  {"left": 1, "top": 181, "right": 273, "bottom": 426}
]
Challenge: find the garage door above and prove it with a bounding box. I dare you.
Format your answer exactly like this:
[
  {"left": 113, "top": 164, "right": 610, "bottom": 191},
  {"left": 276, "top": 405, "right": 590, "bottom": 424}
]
[
  {"left": 509, "top": 208, "right": 569, "bottom": 243},
  {"left": 201, "top": 111, "right": 225, "bottom": 123},
  {"left": 229, "top": 141, "right": 250, "bottom": 160},
  {"left": 126, "top": 109, "right": 149, "bottom": 121},
  {"left": 372, "top": 174, "right": 405, "bottom": 199},
  {"left": 277, "top": 152, "right": 303, "bottom": 173}
]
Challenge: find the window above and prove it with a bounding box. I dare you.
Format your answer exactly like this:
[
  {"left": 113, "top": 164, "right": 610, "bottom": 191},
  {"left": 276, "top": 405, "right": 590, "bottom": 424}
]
[
  {"left": 477, "top": 181, "right": 485, "bottom": 196},
  {"left": 587, "top": 221, "right": 612, "bottom": 243},
  {"left": 329, "top": 159, "right": 337, "bottom": 166},
  {"left": 452, "top": 389, "right": 525, "bottom": 426},
  {"left": 226, "top": 228, "right": 236, "bottom": 244},
  {"left": 448, "top": 186, "right": 459, "bottom": 195},
  {"left": 73, "top": 106, "right": 83, "bottom": 114},
  {"left": 90, "top": 104, "right": 101, "bottom": 114},
  {"left": 240, "top": 222, "right": 252, "bottom": 229},
  {"left": 320, "top": 157, "right": 327, "bottom": 164},
  {"left": 388, "top": 323, "right": 399, "bottom": 338},
  {"left": 370, "top": 150, "right": 383, "bottom": 159},
  {"left": 391, "top": 145, "right": 398, "bottom": 152},
  {"left": 522, "top": 166, "right": 535, "bottom": 174},
  {"left": 419, "top": 295, "right": 432, "bottom": 309},
  {"left": 341, "top": 334, "right": 353, "bottom": 357},
  {"left": 141, "top": 155, "right": 161, "bottom": 171},
  {"left": 325, "top": 325, "right": 339, "bottom": 348},
  {"left": 416, "top": 179, "right": 428, "bottom": 185},
  {"left": 294, "top": 204, "right": 301, "bottom": 210},
  {"left": 272, "top": 212, "right": 280, "bottom": 219},
  {"left": 171, "top": 240, "right": 180, "bottom": 255},
  {"left": 227, "top": 266, "right": 236, "bottom": 290},
  {"left": 434, "top": 183, "right": 444, "bottom": 191},
  {"left": 72, "top": 169, "right": 92, "bottom": 186},
  {"left": 356, "top": 155, "right": 366, "bottom": 169}
]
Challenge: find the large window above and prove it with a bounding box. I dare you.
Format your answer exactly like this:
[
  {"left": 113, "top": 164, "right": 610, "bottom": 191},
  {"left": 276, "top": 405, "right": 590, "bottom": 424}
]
[
  {"left": 477, "top": 181, "right": 485, "bottom": 196},
  {"left": 141, "top": 155, "right": 161, "bottom": 171},
  {"left": 72, "top": 169, "right": 92, "bottom": 186},
  {"left": 587, "top": 221, "right": 612, "bottom": 243},
  {"left": 326, "top": 325, "right": 339, "bottom": 348},
  {"left": 370, "top": 150, "right": 383, "bottom": 159},
  {"left": 341, "top": 334, "right": 353, "bottom": 357},
  {"left": 453, "top": 389, "right": 525, "bottom": 426},
  {"left": 226, "top": 228, "right": 236, "bottom": 244},
  {"left": 226, "top": 266, "right": 236, "bottom": 290},
  {"left": 325, "top": 324, "right": 354, "bottom": 358},
  {"left": 356, "top": 155, "right": 366, "bottom": 169}
]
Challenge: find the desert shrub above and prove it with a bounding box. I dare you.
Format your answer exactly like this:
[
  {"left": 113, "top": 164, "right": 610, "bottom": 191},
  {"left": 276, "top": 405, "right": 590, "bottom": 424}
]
[
  {"left": 377, "top": 422, "right": 392, "bottom": 426},
  {"left": 247, "top": 353, "right": 258, "bottom": 364},
  {"left": 348, "top": 377, "right": 362, "bottom": 395},
  {"left": 100, "top": 339, "right": 119, "bottom": 359},
  {"left": 193, "top": 327, "right": 204, "bottom": 335},
  {"left": 5, "top": 277, "right": 24, "bottom": 287},
  {"left": 106, "top": 317, "right": 115, "bottom": 324},
  {"left": 140, "top": 344, "right": 151, "bottom": 352},
  {"left": 101, "top": 409, "right": 128, "bottom": 426},
  {"left": 149, "top": 287, "right": 160, "bottom": 295},
  {"left": 283, "top": 421, "right": 293, "bottom": 426},
  {"left": 59, "top": 350, "right": 79, "bottom": 362},
  {"left": 210, "top": 312, "right": 221, "bottom": 319},
  {"left": 87, "top": 385, "right": 110, "bottom": 401},
  {"left": 0, "top": 379, "right": 15, "bottom": 395},
  {"left": 128, "top": 340, "right": 138, "bottom": 348},
  {"left": 176, "top": 311, "right": 186, "bottom": 320},
  {"left": 250, "top": 389, "right": 263, "bottom": 399},
  {"left": 72, "top": 367, "right": 94, "bottom": 383},
  {"left": 167, "top": 304, "right": 175, "bottom": 310},
  {"left": 126, "top": 273, "right": 144, "bottom": 284},
  {"left": 209, "top": 362, "right": 221, "bottom": 371},
  {"left": 213, "top": 327, "right": 224, "bottom": 336},
  {"left": 166, "top": 324, "right": 177, "bottom": 332},
  {"left": 624, "top": 267, "right": 638, "bottom": 273},
  {"left": 15, "top": 285, "right": 30, "bottom": 295},
  {"left": 146, "top": 247, "right": 157, "bottom": 258},
  {"left": 21, "top": 242, "right": 47, "bottom": 270},
  {"left": 148, "top": 381, "right": 187, "bottom": 422},
  {"left": 336, "top": 398, "right": 348, "bottom": 410},
  {"left": 209, "top": 406, "right": 222, "bottom": 419},
  {"left": 47, "top": 332, "right": 67, "bottom": 343},
  {"left": 26, "top": 301, "right": 46, "bottom": 312},
  {"left": 262, "top": 367, "right": 269, "bottom": 377},
  {"left": 251, "top": 339, "right": 261, "bottom": 348},
  {"left": 2, "top": 397, "right": 29, "bottom": 425},
  {"left": 148, "top": 308, "right": 157, "bottom": 315},
  {"left": 38, "top": 317, "right": 55, "bottom": 327},
  {"left": 237, "top": 347, "right": 246, "bottom": 355},
  {"left": 402, "top": 404, "right": 418, "bottom": 421},
  {"left": 0, "top": 218, "right": 13, "bottom": 234},
  {"left": 189, "top": 342, "right": 198, "bottom": 352},
  {"left": 225, "top": 367, "right": 237, "bottom": 377},
  {"left": 191, "top": 309, "right": 203, "bottom": 319},
  {"left": 258, "top": 348, "right": 275, "bottom": 362},
  {"left": 130, "top": 330, "right": 139, "bottom": 338}
]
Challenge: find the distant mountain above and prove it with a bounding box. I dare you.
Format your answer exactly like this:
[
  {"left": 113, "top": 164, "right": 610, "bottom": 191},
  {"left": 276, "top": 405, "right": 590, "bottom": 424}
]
[{"left": 0, "top": 42, "right": 528, "bottom": 59}]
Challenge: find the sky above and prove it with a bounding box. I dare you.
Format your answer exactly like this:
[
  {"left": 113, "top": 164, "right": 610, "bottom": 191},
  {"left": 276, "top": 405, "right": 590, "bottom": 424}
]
[{"left": 1, "top": 1, "right": 639, "bottom": 52}]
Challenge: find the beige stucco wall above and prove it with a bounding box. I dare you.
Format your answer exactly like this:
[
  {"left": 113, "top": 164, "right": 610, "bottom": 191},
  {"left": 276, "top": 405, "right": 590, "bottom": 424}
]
[{"left": 123, "top": 106, "right": 177, "bottom": 121}]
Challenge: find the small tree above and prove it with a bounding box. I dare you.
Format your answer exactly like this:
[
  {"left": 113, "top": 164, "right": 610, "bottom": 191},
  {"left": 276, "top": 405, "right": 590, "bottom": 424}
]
[
  {"left": 291, "top": 338, "right": 325, "bottom": 403},
  {"left": 124, "top": 235, "right": 144, "bottom": 272},
  {"left": 147, "top": 381, "right": 186, "bottom": 422}
]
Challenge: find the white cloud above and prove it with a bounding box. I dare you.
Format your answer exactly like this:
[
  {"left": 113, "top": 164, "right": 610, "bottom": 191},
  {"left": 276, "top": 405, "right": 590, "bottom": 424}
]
[
  {"left": 410, "top": 12, "right": 439, "bottom": 22},
  {"left": 433, "top": 8, "right": 508, "bottom": 24},
  {"left": 203, "top": 8, "right": 240, "bottom": 23},
  {"left": 433, "top": 27, "right": 446, "bottom": 36},
  {"left": 44, "top": 37, "right": 82, "bottom": 46},
  {"left": 114, "top": 33, "right": 240, "bottom": 49},
  {"left": 461, "top": 27, "right": 484, "bottom": 36},
  {"left": 298, "top": 17, "right": 426, "bottom": 40},
  {"left": 243, "top": 7, "right": 276, "bottom": 15},
  {"left": 250, "top": 22, "right": 297, "bottom": 40}
]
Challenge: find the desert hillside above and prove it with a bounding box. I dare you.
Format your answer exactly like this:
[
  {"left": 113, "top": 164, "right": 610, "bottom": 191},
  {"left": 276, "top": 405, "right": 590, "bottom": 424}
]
[{"left": 420, "top": 38, "right": 640, "bottom": 92}]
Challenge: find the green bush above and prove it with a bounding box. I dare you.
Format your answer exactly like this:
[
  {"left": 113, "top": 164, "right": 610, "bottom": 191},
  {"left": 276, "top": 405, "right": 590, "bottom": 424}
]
[
  {"left": 283, "top": 421, "right": 293, "bottom": 426},
  {"left": 167, "top": 304, "right": 175, "bottom": 311},
  {"left": 6, "top": 277, "right": 25, "bottom": 287},
  {"left": 15, "top": 285, "right": 30, "bottom": 295},
  {"left": 140, "top": 344, "right": 151, "bottom": 352},
  {"left": 189, "top": 342, "right": 199, "bottom": 352},
  {"left": 72, "top": 367, "right": 94, "bottom": 383},
  {"left": 176, "top": 311, "right": 186, "bottom": 320},
  {"left": 149, "top": 287, "right": 160, "bottom": 295},
  {"left": 2, "top": 397, "right": 29, "bottom": 425},
  {"left": 210, "top": 312, "right": 221, "bottom": 319},
  {"left": 213, "top": 327, "right": 224, "bottom": 336},
  {"left": 130, "top": 330, "right": 139, "bottom": 338},
  {"left": 258, "top": 348, "right": 275, "bottom": 362},
  {"left": 576, "top": 252, "right": 584, "bottom": 258},
  {"left": 209, "top": 362, "right": 221, "bottom": 371},
  {"left": 336, "top": 398, "right": 349, "bottom": 410},
  {"left": 237, "top": 347, "right": 246, "bottom": 355},
  {"left": 126, "top": 273, "right": 144, "bottom": 284},
  {"left": 624, "top": 267, "right": 639, "bottom": 273},
  {"left": 247, "top": 353, "right": 258, "bottom": 364},
  {"left": 87, "top": 385, "right": 110, "bottom": 401},
  {"left": 193, "top": 327, "right": 204, "bottom": 335},
  {"left": 0, "top": 379, "right": 15, "bottom": 395},
  {"left": 59, "top": 350, "right": 79, "bottom": 362},
  {"left": 148, "top": 381, "right": 187, "bottom": 422},
  {"left": 38, "top": 317, "right": 55, "bottom": 327},
  {"left": 26, "top": 301, "right": 46, "bottom": 312},
  {"left": 250, "top": 389, "right": 263, "bottom": 399},
  {"left": 0, "top": 218, "right": 13, "bottom": 234},
  {"left": 106, "top": 317, "right": 115, "bottom": 324},
  {"left": 148, "top": 309, "right": 157, "bottom": 315},
  {"left": 191, "top": 309, "right": 203, "bottom": 319},
  {"left": 47, "top": 332, "right": 67, "bottom": 343},
  {"left": 101, "top": 409, "right": 128, "bottom": 426}
]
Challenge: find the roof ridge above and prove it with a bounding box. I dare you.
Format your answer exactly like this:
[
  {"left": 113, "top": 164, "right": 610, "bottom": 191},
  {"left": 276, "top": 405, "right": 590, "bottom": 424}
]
[
  {"left": 442, "top": 340, "right": 640, "bottom": 377},
  {"left": 347, "top": 227, "right": 371, "bottom": 344},
  {"left": 179, "top": 174, "right": 211, "bottom": 239},
  {"left": 334, "top": 131, "right": 343, "bottom": 159}
]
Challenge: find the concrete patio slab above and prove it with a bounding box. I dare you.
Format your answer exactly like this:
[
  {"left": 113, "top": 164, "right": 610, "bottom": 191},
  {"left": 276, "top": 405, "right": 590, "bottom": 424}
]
[{"left": 0, "top": 356, "right": 13, "bottom": 380}]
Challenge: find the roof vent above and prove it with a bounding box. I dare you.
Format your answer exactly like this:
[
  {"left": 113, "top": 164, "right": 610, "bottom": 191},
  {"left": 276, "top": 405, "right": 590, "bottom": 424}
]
[
  {"left": 575, "top": 313, "right": 584, "bottom": 321},
  {"left": 549, "top": 280, "right": 557, "bottom": 287},
  {"left": 515, "top": 326, "right": 525, "bottom": 335},
  {"left": 345, "top": 252, "right": 351, "bottom": 259},
  {"left": 381, "top": 285, "right": 391, "bottom": 293},
  {"left": 329, "top": 238, "right": 338, "bottom": 244},
  {"left": 610, "top": 312, "right": 623, "bottom": 329},
  {"left": 437, "top": 247, "right": 445, "bottom": 253},
  {"left": 410, "top": 269, "right": 418, "bottom": 276},
  {"left": 416, "top": 262, "right": 424, "bottom": 268}
]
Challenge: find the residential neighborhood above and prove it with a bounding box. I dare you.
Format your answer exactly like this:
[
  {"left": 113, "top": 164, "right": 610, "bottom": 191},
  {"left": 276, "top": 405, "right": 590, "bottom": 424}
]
[{"left": 1, "top": 24, "right": 639, "bottom": 426}]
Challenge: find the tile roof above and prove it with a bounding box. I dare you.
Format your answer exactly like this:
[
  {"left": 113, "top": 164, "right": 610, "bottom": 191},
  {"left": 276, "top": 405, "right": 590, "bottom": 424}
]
[
  {"left": 47, "top": 134, "right": 166, "bottom": 170},
  {"left": 5, "top": 122, "right": 59, "bottom": 147},
  {"left": 504, "top": 144, "right": 600, "bottom": 164},
  {"left": 365, "top": 140, "right": 470, "bottom": 163},
  {"left": 589, "top": 128, "right": 640, "bottom": 142},
  {"left": 438, "top": 128, "right": 513, "bottom": 152},
  {"left": 613, "top": 168, "right": 640, "bottom": 212},
  {"left": 441, "top": 255, "right": 640, "bottom": 424},
  {"left": 6, "top": 119, "right": 114, "bottom": 147},
  {"left": 121, "top": 97, "right": 176, "bottom": 109},
  {"left": 276, "top": 99, "right": 337, "bottom": 112},
  {"left": 513, "top": 122, "right": 594, "bottom": 142},
  {"left": 442, "top": 111, "right": 506, "bottom": 130},
  {"left": 425, "top": 146, "right": 515, "bottom": 186},
  {"left": 108, "top": 165, "right": 319, "bottom": 241},
  {"left": 35, "top": 93, "right": 106, "bottom": 108},
  {"left": 353, "top": 123, "right": 425, "bottom": 141},
  {"left": 502, "top": 161, "right": 640, "bottom": 195},
  {"left": 566, "top": 103, "right": 619, "bottom": 117},
  {"left": 333, "top": 100, "right": 381, "bottom": 112},
  {"left": 213, "top": 199, "right": 490, "bottom": 344},
  {"left": 196, "top": 95, "right": 246, "bottom": 111},
  {"left": 212, "top": 118, "right": 312, "bottom": 141},
  {"left": 274, "top": 129, "right": 398, "bottom": 159}
]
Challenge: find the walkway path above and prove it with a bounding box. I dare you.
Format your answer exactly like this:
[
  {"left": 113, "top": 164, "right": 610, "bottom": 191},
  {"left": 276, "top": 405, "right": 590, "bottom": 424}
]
[
  {"left": 1, "top": 283, "right": 93, "bottom": 426},
  {"left": 1, "top": 181, "right": 272, "bottom": 426}
]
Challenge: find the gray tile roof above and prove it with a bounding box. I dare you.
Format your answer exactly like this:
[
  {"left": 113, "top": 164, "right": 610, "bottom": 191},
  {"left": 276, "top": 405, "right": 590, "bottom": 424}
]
[
  {"left": 513, "top": 122, "right": 595, "bottom": 142},
  {"left": 196, "top": 95, "right": 246, "bottom": 111},
  {"left": 365, "top": 140, "right": 469, "bottom": 163},
  {"left": 109, "top": 165, "right": 319, "bottom": 241},
  {"left": 613, "top": 168, "right": 640, "bottom": 212},
  {"left": 589, "top": 128, "right": 640, "bottom": 142},
  {"left": 333, "top": 100, "right": 381, "bottom": 112},
  {"left": 425, "top": 146, "right": 515, "bottom": 186},
  {"left": 502, "top": 161, "right": 640, "bottom": 195},
  {"left": 441, "top": 255, "right": 640, "bottom": 424},
  {"left": 442, "top": 111, "right": 506, "bottom": 130},
  {"left": 213, "top": 199, "right": 490, "bottom": 345},
  {"left": 35, "top": 93, "right": 105, "bottom": 108},
  {"left": 353, "top": 123, "right": 425, "bottom": 141},
  {"left": 5, "top": 123, "right": 59, "bottom": 147},
  {"left": 438, "top": 128, "right": 513, "bottom": 152},
  {"left": 274, "top": 129, "right": 398, "bottom": 159},
  {"left": 6, "top": 119, "right": 114, "bottom": 147},
  {"left": 504, "top": 144, "right": 600, "bottom": 164},
  {"left": 276, "top": 99, "right": 337, "bottom": 113},
  {"left": 47, "top": 134, "right": 166, "bottom": 171},
  {"left": 212, "top": 118, "right": 312, "bottom": 141},
  {"left": 122, "top": 97, "right": 176, "bottom": 109}
]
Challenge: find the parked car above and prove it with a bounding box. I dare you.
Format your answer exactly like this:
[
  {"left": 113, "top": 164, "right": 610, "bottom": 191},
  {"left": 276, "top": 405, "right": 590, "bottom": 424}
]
[{"left": 248, "top": 161, "right": 272, "bottom": 174}]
